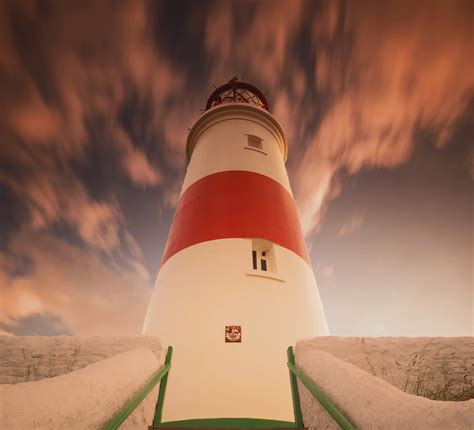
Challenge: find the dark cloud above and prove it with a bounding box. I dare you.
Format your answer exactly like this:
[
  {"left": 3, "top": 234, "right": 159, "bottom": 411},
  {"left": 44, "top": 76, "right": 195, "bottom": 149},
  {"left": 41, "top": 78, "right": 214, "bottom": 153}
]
[{"left": 0, "top": 313, "right": 72, "bottom": 336}]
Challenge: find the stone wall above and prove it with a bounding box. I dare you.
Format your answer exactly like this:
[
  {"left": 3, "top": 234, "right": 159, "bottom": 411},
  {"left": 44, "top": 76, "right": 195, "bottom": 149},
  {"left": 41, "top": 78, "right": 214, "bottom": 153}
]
[
  {"left": 2, "top": 335, "right": 472, "bottom": 429},
  {"left": 295, "top": 337, "right": 473, "bottom": 429},
  {"left": 0, "top": 335, "right": 163, "bottom": 384},
  {"left": 296, "top": 336, "right": 473, "bottom": 400},
  {"left": 1, "top": 348, "right": 164, "bottom": 429}
]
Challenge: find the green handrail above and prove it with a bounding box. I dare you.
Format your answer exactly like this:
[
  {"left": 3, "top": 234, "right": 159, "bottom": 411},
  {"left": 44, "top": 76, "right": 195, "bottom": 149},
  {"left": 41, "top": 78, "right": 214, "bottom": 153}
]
[
  {"left": 287, "top": 347, "right": 356, "bottom": 430},
  {"left": 152, "top": 346, "right": 173, "bottom": 426},
  {"left": 103, "top": 346, "right": 172, "bottom": 430},
  {"left": 287, "top": 347, "right": 304, "bottom": 428}
]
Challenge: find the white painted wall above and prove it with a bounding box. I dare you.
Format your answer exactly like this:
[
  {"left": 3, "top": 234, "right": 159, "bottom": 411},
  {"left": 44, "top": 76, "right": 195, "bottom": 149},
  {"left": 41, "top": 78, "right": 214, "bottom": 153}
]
[
  {"left": 182, "top": 104, "right": 292, "bottom": 195},
  {"left": 143, "top": 239, "right": 329, "bottom": 422}
]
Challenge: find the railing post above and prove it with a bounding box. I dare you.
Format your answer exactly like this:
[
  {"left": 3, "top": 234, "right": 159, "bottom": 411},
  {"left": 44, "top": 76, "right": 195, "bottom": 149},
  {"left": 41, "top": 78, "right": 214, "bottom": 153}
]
[
  {"left": 287, "top": 346, "right": 304, "bottom": 428},
  {"left": 287, "top": 359, "right": 356, "bottom": 430},
  {"left": 152, "top": 346, "right": 173, "bottom": 427}
]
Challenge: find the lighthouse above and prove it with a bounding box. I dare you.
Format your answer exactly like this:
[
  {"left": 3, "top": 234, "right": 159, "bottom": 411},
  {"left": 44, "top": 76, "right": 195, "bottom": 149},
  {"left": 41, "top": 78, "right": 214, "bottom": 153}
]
[{"left": 143, "top": 78, "right": 329, "bottom": 422}]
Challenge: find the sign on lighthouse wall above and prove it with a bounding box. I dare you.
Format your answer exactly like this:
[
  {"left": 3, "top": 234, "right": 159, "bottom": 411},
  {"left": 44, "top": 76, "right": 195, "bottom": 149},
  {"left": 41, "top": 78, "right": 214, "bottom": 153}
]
[
  {"left": 142, "top": 79, "right": 329, "bottom": 421},
  {"left": 225, "top": 326, "right": 242, "bottom": 343}
]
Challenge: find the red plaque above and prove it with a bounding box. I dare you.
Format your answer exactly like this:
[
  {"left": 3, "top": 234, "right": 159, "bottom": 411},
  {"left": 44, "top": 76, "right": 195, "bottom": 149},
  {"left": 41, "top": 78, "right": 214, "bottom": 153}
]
[{"left": 225, "top": 326, "right": 241, "bottom": 343}]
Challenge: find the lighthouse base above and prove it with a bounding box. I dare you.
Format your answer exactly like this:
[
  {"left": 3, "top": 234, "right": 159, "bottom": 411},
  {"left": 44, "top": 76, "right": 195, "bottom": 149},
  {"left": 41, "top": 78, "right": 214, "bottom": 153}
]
[
  {"left": 149, "top": 417, "right": 301, "bottom": 428},
  {"left": 142, "top": 238, "right": 328, "bottom": 422}
]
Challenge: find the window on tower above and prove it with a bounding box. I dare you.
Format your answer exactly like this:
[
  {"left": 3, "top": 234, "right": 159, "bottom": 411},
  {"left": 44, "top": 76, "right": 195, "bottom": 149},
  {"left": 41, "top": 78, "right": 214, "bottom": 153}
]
[
  {"left": 244, "top": 134, "right": 267, "bottom": 155},
  {"left": 247, "top": 134, "right": 263, "bottom": 149},
  {"left": 250, "top": 239, "right": 275, "bottom": 272},
  {"left": 247, "top": 134, "right": 263, "bottom": 150},
  {"left": 247, "top": 239, "right": 284, "bottom": 282},
  {"left": 252, "top": 250, "right": 258, "bottom": 270}
]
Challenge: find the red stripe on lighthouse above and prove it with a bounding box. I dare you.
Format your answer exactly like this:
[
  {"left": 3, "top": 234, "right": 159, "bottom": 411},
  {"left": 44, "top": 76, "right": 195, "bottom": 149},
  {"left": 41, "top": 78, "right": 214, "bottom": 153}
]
[{"left": 162, "top": 171, "right": 310, "bottom": 264}]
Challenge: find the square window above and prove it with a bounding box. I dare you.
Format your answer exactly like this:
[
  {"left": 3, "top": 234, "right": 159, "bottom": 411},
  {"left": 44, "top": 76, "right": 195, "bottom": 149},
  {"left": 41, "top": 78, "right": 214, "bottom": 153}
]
[{"left": 247, "top": 135, "right": 263, "bottom": 150}]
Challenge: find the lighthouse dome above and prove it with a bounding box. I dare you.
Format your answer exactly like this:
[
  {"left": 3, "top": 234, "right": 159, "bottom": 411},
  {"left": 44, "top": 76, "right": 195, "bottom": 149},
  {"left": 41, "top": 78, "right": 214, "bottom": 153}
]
[{"left": 205, "top": 77, "right": 269, "bottom": 111}]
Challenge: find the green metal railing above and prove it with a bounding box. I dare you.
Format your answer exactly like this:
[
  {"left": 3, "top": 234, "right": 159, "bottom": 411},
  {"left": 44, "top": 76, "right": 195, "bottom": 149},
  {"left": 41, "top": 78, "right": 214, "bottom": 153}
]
[
  {"left": 104, "top": 344, "right": 355, "bottom": 429},
  {"left": 287, "top": 346, "right": 356, "bottom": 430},
  {"left": 152, "top": 346, "right": 173, "bottom": 427},
  {"left": 287, "top": 347, "right": 304, "bottom": 428},
  {"left": 103, "top": 346, "right": 173, "bottom": 430}
]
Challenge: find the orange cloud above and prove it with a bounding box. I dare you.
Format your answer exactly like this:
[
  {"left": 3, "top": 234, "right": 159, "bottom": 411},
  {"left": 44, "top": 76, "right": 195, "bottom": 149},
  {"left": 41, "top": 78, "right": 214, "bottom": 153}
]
[
  {"left": 294, "top": 0, "right": 474, "bottom": 234},
  {"left": 202, "top": 0, "right": 474, "bottom": 237},
  {"left": 0, "top": 0, "right": 185, "bottom": 255},
  {"left": 204, "top": 0, "right": 304, "bottom": 86},
  {"left": 338, "top": 211, "right": 366, "bottom": 237},
  {"left": 0, "top": 229, "right": 151, "bottom": 336}
]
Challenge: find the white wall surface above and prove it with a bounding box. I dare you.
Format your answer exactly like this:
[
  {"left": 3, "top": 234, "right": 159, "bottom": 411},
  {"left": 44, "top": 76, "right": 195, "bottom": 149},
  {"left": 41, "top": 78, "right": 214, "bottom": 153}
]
[
  {"left": 143, "top": 238, "right": 328, "bottom": 422},
  {"left": 182, "top": 109, "right": 292, "bottom": 195},
  {"left": 0, "top": 348, "right": 164, "bottom": 429}
]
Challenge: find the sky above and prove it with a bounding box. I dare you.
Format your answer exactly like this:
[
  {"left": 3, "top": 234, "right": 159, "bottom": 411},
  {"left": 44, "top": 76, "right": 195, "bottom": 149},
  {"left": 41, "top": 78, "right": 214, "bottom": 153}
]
[{"left": 0, "top": 0, "right": 472, "bottom": 337}]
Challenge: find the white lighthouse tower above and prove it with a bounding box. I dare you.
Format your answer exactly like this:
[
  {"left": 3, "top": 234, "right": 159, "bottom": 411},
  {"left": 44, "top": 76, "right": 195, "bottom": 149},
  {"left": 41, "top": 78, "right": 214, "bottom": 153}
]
[{"left": 143, "top": 78, "right": 329, "bottom": 422}]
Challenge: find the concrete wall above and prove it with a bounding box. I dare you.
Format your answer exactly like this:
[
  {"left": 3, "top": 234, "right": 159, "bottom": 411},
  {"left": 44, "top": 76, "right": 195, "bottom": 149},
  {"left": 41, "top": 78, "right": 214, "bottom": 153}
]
[
  {"left": 296, "top": 337, "right": 473, "bottom": 399},
  {"left": 1, "top": 348, "right": 164, "bottom": 429},
  {"left": 0, "top": 335, "right": 162, "bottom": 384},
  {"left": 295, "top": 337, "right": 474, "bottom": 429},
  {"left": 1, "top": 335, "right": 471, "bottom": 429}
]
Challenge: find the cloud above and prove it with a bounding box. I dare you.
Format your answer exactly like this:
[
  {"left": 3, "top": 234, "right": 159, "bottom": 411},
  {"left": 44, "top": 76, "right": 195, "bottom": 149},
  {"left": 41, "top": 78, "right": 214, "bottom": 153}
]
[
  {"left": 0, "top": 0, "right": 184, "bottom": 251},
  {"left": 294, "top": 0, "right": 473, "bottom": 234},
  {"left": 0, "top": 229, "right": 151, "bottom": 336},
  {"left": 112, "top": 125, "right": 162, "bottom": 187},
  {"left": 149, "top": 1, "right": 470, "bottom": 251},
  {"left": 0, "top": 313, "right": 72, "bottom": 336},
  {"left": 0, "top": 331, "right": 13, "bottom": 336},
  {"left": 315, "top": 263, "right": 336, "bottom": 280},
  {"left": 205, "top": 0, "right": 305, "bottom": 86},
  {"left": 123, "top": 149, "right": 162, "bottom": 187},
  {"left": 203, "top": 0, "right": 474, "bottom": 236},
  {"left": 68, "top": 197, "right": 122, "bottom": 252},
  {"left": 0, "top": 1, "right": 184, "bottom": 334},
  {"left": 338, "top": 210, "right": 366, "bottom": 237}
]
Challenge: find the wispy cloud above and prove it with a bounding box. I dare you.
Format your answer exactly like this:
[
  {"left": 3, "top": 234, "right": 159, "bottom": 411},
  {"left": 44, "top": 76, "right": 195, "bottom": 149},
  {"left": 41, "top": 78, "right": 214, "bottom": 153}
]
[
  {"left": 314, "top": 263, "right": 336, "bottom": 281},
  {"left": 294, "top": 0, "right": 473, "bottom": 234},
  {"left": 338, "top": 210, "right": 366, "bottom": 237},
  {"left": 202, "top": 0, "right": 473, "bottom": 236},
  {"left": 0, "top": 0, "right": 181, "bottom": 243},
  {"left": 0, "top": 0, "right": 181, "bottom": 333},
  {"left": 0, "top": 229, "right": 151, "bottom": 336}
]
